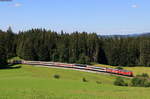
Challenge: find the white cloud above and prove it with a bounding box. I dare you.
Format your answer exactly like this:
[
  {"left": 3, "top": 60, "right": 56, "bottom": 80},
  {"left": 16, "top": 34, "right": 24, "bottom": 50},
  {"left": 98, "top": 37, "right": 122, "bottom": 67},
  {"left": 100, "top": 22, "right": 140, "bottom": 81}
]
[
  {"left": 13, "top": 3, "right": 22, "bottom": 7},
  {"left": 131, "top": 4, "right": 138, "bottom": 8}
]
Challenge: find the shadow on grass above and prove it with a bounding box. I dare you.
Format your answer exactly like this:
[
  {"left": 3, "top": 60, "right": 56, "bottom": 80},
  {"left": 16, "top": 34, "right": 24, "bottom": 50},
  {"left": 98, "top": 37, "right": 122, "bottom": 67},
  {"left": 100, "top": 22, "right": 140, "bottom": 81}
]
[{"left": 0, "top": 65, "right": 22, "bottom": 69}]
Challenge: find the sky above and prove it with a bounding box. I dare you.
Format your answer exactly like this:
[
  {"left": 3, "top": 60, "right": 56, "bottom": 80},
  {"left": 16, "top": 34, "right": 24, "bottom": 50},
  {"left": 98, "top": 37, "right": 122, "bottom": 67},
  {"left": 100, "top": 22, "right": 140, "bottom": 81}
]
[{"left": 0, "top": 0, "right": 150, "bottom": 35}]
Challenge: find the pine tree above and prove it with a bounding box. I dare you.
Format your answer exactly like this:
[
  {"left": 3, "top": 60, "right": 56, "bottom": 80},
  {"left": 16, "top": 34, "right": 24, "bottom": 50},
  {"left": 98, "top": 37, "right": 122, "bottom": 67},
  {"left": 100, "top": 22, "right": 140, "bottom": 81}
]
[{"left": 140, "top": 38, "right": 150, "bottom": 66}]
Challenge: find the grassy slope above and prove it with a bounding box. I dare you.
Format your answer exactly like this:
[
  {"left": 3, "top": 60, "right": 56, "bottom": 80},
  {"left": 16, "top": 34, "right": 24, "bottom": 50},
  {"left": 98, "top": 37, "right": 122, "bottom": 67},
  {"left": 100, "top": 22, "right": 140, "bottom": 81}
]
[
  {"left": 0, "top": 64, "right": 150, "bottom": 99},
  {"left": 94, "top": 64, "right": 150, "bottom": 76}
]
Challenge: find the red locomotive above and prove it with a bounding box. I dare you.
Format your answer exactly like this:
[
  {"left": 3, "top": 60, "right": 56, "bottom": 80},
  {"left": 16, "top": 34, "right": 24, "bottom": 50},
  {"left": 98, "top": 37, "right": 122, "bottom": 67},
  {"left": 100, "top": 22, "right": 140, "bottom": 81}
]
[{"left": 106, "top": 68, "right": 133, "bottom": 77}]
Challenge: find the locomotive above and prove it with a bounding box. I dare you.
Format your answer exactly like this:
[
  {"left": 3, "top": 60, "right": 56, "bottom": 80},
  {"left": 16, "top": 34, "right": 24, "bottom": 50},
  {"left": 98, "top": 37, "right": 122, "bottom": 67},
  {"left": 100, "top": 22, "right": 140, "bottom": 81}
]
[{"left": 12, "top": 60, "right": 133, "bottom": 77}]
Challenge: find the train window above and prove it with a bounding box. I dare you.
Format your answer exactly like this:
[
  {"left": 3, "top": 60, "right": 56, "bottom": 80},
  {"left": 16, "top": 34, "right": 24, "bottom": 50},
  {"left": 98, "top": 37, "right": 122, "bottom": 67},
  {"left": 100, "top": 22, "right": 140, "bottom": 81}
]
[{"left": 75, "top": 64, "right": 87, "bottom": 67}]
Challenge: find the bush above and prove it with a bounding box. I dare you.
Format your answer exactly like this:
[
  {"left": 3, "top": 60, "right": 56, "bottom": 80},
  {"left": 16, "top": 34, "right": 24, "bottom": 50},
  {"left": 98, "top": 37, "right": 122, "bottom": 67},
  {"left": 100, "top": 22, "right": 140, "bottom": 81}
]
[
  {"left": 141, "top": 73, "right": 149, "bottom": 78},
  {"left": 53, "top": 74, "right": 60, "bottom": 79},
  {"left": 131, "top": 77, "right": 145, "bottom": 87},
  {"left": 96, "top": 81, "right": 101, "bottom": 84},
  {"left": 114, "top": 77, "right": 128, "bottom": 86},
  {"left": 136, "top": 73, "right": 149, "bottom": 78},
  {"left": 82, "top": 78, "right": 88, "bottom": 82},
  {"left": 144, "top": 81, "right": 150, "bottom": 87},
  {"left": 131, "top": 74, "right": 150, "bottom": 87}
]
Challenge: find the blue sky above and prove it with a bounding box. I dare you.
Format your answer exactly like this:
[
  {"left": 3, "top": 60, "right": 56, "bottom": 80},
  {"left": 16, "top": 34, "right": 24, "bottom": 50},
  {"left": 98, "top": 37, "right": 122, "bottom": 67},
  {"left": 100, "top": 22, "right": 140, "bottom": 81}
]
[{"left": 0, "top": 0, "right": 150, "bottom": 35}]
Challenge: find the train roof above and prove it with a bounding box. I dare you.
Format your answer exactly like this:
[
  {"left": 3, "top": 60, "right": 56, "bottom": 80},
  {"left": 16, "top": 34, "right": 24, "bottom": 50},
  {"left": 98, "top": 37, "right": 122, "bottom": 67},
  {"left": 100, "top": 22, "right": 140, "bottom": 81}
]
[
  {"left": 107, "top": 68, "right": 132, "bottom": 72},
  {"left": 121, "top": 70, "right": 132, "bottom": 72}
]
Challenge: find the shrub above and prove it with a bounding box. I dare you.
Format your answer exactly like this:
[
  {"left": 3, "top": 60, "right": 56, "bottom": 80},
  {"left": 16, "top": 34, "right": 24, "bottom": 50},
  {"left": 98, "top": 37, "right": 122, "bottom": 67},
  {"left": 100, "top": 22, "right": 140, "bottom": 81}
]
[
  {"left": 131, "top": 77, "right": 145, "bottom": 87},
  {"left": 131, "top": 74, "right": 150, "bottom": 87},
  {"left": 82, "top": 78, "right": 88, "bottom": 82},
  {"left": 141, "top": 73, "right": 149, "bottom": 78},
  {"left": 96, "top": 81, "right": 101, "bottom": 84},
  {"left": 53, "top": 74, "right": 60, "bottom": 79},
  {"left": 144, "top": 81, "right": 150, "bottom": 87},
  {"left": 114, "top": 77, "right": 128, "bottom": 86},
  {"left": 136, "top": 73, "right": 149, "bottom": 78}
]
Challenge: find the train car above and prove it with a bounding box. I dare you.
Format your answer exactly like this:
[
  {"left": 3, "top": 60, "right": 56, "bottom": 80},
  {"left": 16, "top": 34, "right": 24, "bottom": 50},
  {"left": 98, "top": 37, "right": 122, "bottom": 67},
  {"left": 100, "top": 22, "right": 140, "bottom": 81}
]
[
  {"left": 41, "top": 62, "right": 54, "bottom": 65},
  {"left": 112, "top": 69, "right": 119, "bottom": 74},
  {"left": 42, "top": 63, "right": 54, "bottom": 66},
  {"left": 84, "top": 66, "right": 92, "bottom": 70},
  {"left": 73, "top": 64, "right": 87, "bottom": 69},
  {"left": 107, "top": 68, "right": 118, "bottom": 74},
  {"left": 118, "top": 69, "right": 133, "bottom": 77},
  {"left": 122, "top": 70, "right": 133, "bottom": 77},
  {"left": 23, "top": 61, "right": 42, "bottom": 65},
  {"left": 63, "top": 64, "right": 74, "bottom": 68},
  {"left": 128, "top": 71, "right": 133, "bottom": 77},
  {"left": 106, "top": 68, "right": 113, "bottom": 73},
  {"left": 54, "top": 63, "right": 74, "bottom": 68},
  {"left": 54, "top": 63, "right": 65, "bottom": 67},
  {"left": 74, "top": 64, "right": 87, "bottom": 67},
  {"left": 91, "top": 66, "right": 106, "bottom": 72},
  {"left": 118, "top": 70, "right": 124, "bottom": 75},
  {"left": 12, "top": 60, "right": 22, "bottom": 64}
]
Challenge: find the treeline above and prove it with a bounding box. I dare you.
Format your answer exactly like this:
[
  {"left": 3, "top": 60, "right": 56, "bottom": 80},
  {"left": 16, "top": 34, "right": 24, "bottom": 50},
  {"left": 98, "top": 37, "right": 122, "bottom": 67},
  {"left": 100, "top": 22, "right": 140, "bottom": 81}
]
[
  {"left": 102, "top": 37, "right": 150, "bottom": 66},
  {"left": 16, "top": 29, "right": 100, "bottom": 64},
  {"left": 0, "top": 28, "right": 149, "bottom": 67},
  {"left": 0, "top": 27, "right": 16, "bottom": 66}
]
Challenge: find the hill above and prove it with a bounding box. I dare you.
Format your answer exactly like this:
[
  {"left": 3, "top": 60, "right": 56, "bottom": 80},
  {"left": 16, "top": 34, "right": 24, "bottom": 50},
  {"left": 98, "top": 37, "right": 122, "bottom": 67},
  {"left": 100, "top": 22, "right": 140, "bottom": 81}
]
[
  {"left": 100, "top": 33, "right": 150, "bottom": 38},
  {"left": 139, "top": 33, "right": 150, "bottom": 37},
  {"left": 0, "top": 64, "right": 150, "bottom": 99}
]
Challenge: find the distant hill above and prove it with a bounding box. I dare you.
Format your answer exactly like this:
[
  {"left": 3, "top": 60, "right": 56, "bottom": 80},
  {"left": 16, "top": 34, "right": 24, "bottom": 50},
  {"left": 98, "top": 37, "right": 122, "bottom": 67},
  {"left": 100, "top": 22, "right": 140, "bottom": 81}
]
[
  {"left": 100, "top": 33, "right": 150, "bottom": 38},
  {"left": 139, "top": 33, "right": 150, "bottom": 37}
]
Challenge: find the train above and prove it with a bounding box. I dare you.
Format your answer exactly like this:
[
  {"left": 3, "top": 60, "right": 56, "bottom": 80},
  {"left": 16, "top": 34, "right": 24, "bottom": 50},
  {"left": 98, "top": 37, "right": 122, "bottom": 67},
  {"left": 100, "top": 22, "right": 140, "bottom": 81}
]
[{"left": 12, "top": 60, "right": 133, "bottom": 77}]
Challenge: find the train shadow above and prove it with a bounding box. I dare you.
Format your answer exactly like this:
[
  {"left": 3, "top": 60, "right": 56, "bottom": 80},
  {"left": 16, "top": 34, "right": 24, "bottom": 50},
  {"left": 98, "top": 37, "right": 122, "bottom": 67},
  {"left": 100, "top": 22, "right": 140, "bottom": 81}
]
[{"left": 0, "top": 64, "right": 22, "bottom": 70}]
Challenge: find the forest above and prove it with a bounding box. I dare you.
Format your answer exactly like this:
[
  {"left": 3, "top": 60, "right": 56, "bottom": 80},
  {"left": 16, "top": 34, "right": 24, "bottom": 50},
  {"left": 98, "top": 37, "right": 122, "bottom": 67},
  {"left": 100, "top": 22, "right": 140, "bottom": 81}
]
[{"left": 0, "top": 27, "right": 149, "bottom": 67}]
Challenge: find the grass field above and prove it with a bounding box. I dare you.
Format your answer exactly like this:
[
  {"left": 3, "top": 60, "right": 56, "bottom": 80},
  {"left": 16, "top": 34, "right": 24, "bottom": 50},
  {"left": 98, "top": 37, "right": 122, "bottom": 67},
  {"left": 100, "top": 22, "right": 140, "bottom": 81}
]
[{"left": 0, "top": 64, "right": 150, "bottom": 99}]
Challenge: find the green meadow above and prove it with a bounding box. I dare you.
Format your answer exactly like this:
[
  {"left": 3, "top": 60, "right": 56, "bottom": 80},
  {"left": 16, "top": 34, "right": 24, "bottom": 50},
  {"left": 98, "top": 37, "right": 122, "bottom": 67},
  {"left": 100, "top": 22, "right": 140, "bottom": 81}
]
[{"left": 0, "top": 64, "right": 150, "bottom": 99}]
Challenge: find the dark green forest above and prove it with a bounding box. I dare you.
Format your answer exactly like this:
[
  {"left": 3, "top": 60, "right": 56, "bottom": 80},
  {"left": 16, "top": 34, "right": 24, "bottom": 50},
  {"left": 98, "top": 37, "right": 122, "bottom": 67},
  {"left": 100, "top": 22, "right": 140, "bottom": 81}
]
[{"left": 0, "top": 27, "right": 150, "bottom": 67}]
